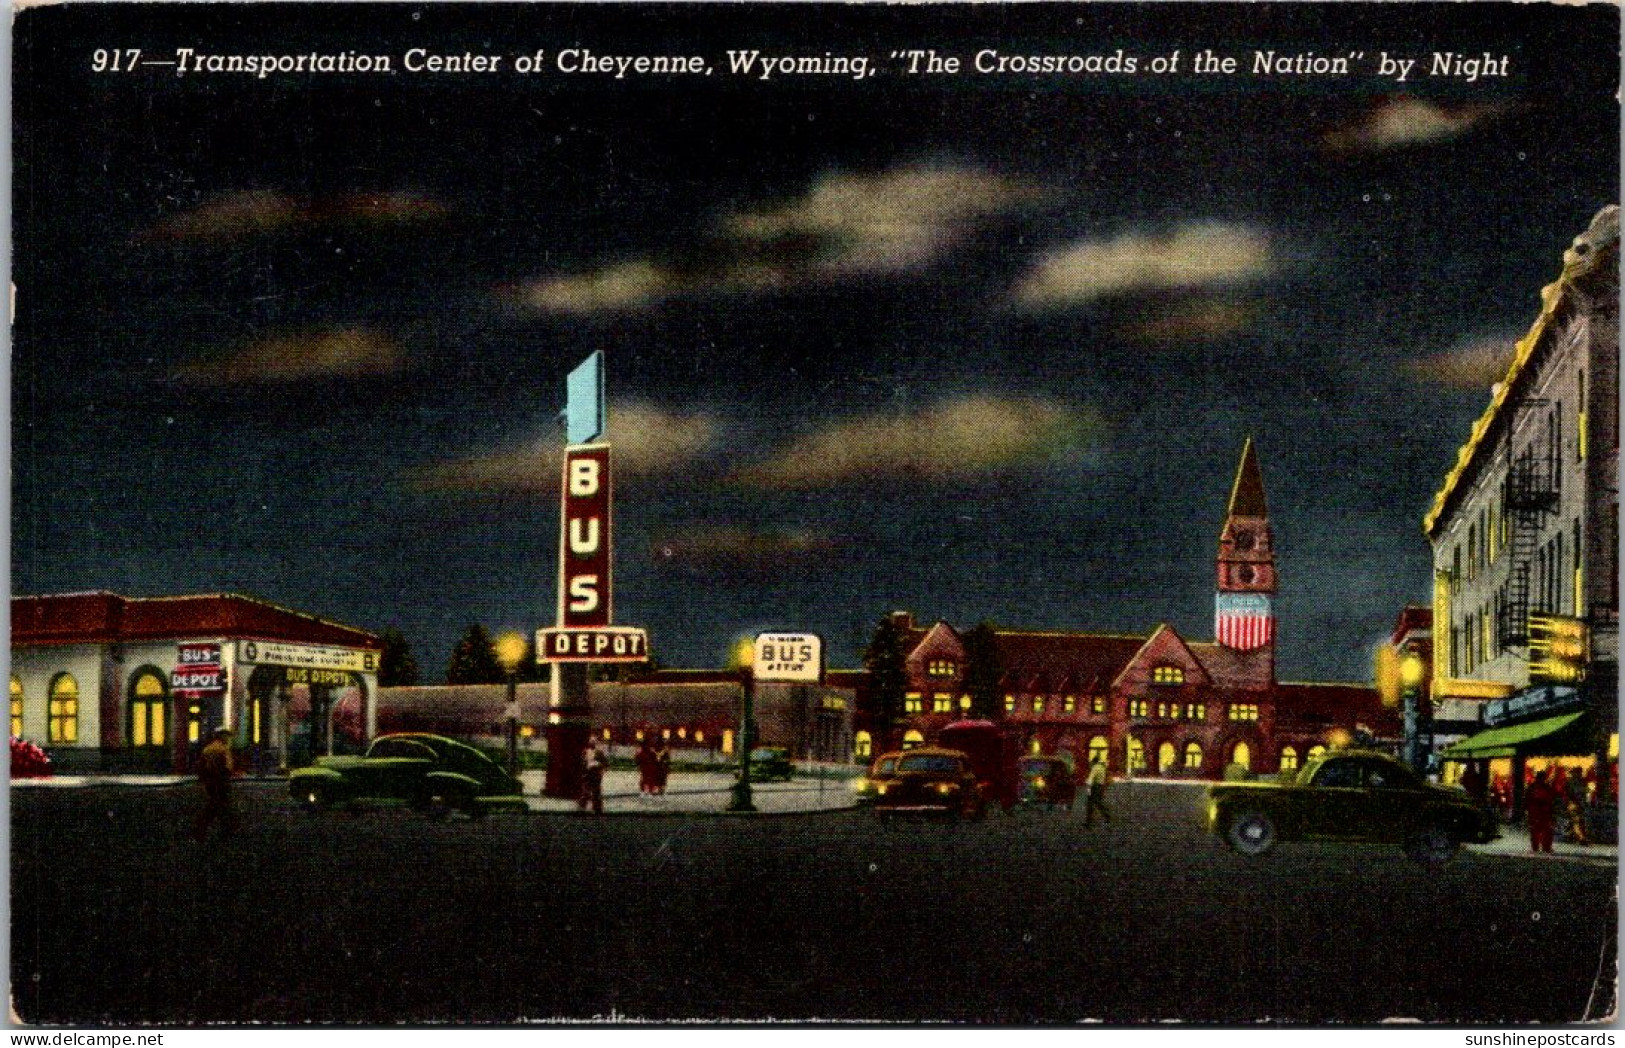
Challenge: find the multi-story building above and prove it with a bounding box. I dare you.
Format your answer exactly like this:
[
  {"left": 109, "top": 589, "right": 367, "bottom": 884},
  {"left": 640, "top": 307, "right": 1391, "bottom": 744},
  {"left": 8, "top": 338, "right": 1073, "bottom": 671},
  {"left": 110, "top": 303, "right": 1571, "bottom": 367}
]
[
  {"left": 1425, "top": 205, "right": 1618, "bottom": 805},
  {"left": 856, "top": 441, "right": 1396, "bottom": 777}
]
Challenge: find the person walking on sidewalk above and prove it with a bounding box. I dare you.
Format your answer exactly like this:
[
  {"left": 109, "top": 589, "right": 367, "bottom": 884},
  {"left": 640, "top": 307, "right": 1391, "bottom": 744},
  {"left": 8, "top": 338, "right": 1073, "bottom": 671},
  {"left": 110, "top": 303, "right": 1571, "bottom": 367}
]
[
  {"left": 636, "top": 738, "right": 657, "bottom": 795},
  {"left": 580, "top": 741, "right": 609, "bottom": 814},
  {"left": 1084, "top": 757, "right": 1113, "bottom": 827},
  {"left": 1525, "top": 768, "right": 1558, "bottom": 854},
  {"left": 193, "top": 726, "right": 238, "bottom": 842}
]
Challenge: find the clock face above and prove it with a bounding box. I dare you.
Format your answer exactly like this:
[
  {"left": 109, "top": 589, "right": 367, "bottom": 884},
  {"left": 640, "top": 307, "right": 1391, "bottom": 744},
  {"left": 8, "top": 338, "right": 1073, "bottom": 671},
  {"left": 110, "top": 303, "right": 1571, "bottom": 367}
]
[
  {"left": 1233, "top": 529, "right": 1256, "bottom": 552},
  {"left": 1236, "top": 565, "right": 1256, "bottom": 585}
]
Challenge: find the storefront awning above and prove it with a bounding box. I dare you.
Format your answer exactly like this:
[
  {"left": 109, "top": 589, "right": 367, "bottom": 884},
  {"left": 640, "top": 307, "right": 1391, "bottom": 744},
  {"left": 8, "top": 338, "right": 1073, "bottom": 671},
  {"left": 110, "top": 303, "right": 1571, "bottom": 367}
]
[{"left": 1440, "top": 712, "right": 1587, "bottom": 760}]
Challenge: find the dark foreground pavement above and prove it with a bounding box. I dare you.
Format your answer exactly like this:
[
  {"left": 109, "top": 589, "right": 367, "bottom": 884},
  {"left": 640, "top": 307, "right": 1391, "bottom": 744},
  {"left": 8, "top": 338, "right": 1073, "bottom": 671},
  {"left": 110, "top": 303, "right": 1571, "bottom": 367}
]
[{"left": 11, "top": 781, "right": 1617, "bottom": 1025}]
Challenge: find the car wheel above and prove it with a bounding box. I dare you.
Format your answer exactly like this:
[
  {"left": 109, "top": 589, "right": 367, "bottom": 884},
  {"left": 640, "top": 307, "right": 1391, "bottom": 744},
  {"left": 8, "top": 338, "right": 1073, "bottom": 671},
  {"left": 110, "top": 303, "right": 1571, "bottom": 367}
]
[
  {"left": 1226, "top": 810, "right": 1277, "bottom": 856},
  {"left": 1405, "top": 825, "right": 1458, "bottom": 865}
]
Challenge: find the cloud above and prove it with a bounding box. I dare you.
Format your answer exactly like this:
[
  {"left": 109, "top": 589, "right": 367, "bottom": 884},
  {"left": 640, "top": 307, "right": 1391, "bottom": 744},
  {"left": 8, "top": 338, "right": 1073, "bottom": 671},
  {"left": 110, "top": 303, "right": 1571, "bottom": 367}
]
[
  {"left": 1013, "top": 222, "right": 1275, "bottom": 309},
  {"left": 176, "top": 327, "right": 404, "bottom": 384},
  {"left": 1407, "top": 334, "right": 1519, "bottom": 389},
  {"left": 516, "top": 164, "right": 1049, "bottom": 315},
  {"left": 1323, "top": 98, "right": 1510, "bottom": 153},
  {"left": 650, "top": 526, "right": 842, "bottom": 569},
  {"left": 732, "top": 395, "right": 1104, "bottom": 489},
  {"left": 149, "top": 189, "right": 447, "bottom": 243},
  {"left": 411, "top": 400, "right": 721, "bottom": 492},
  {"left": 1116, "top": 298, "right": 1261, "bottom": 344}
]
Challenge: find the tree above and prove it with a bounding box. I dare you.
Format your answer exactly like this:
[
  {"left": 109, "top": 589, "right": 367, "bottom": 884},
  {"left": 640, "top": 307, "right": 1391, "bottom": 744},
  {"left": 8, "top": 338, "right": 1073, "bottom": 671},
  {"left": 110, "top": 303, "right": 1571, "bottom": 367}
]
[
  {"left": 961, "top": 621, "right": 1004, "bottom": 719},
  {"left": 445, "top": 624, "right": 505, "bottom": 685},
  {"left": 516, "top": 637, "right": 549, "bottom": 684},
  {"left": 377, "top": 628, "right": 421, "bottom": 688},
  {"left": 863, "top": 615, "right": 910, "bottom": 748}
]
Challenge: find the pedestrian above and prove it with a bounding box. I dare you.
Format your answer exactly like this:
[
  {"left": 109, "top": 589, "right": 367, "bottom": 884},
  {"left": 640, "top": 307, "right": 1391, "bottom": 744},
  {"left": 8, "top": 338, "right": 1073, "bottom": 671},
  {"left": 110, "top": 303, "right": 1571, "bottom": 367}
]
[
  {"left": 580, "top": 741, "right": 608, "bottom": 815},
  {"left": 1460, "top": 760, "right": 1488, "bottom": 808},
  {"left": 1564, "top": 771, "right": 1590, "bottom": 845},
  {"left": 193, "top": 725, "right": 238, "bottom": 842},
  {"left": 1525, "top": 768, "right": 1558, "bottom": 854},
  {"left": 653, "top": 739, "right": 671, "bottom": 796},
  {"left": 636, "top": 738, "right": 656, "bottom": 795},
  {"left": 1084, "top": 757, "right": 1112, "bottom": 827}
]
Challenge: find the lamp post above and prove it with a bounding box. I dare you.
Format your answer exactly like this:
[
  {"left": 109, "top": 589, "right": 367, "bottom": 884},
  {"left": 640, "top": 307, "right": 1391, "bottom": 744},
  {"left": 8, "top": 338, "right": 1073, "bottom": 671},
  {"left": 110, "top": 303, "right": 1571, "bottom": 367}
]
[
  {"left": 1400, "top": 648, "right": 1426, "bottom": 774},
  {"left": 728, "top": 637, "right": 757, "bottom": 813},
  {"left": 495, "top": 632, "right": 528, "bottom": 780}
]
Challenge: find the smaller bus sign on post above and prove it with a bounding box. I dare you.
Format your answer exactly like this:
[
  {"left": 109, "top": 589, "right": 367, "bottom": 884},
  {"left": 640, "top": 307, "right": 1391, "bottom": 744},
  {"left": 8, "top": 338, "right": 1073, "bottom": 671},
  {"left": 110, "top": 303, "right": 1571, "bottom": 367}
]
[{"left": 752, "top": 633, "right": 824, "bottom": 684}]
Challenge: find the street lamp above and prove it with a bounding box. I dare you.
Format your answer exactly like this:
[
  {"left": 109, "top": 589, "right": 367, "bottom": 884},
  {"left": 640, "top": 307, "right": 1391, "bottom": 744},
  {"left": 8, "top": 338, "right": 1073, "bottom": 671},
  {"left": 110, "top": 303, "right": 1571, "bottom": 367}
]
[
  {"left": 495, "top": 631, "right": 529, "bottom": 779},
  {"left": 1400, "top": 648, "right": 1425, "bottom": 774},
  {"left": 728, "top": 636, "right": 757, "bottom": 813}
]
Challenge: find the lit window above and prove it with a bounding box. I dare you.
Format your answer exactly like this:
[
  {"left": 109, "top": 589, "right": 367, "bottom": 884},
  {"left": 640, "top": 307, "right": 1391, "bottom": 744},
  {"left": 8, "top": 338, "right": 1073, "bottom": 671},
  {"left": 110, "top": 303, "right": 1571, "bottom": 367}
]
[
  {"left": 48, "top": 674, "right": 79, "bottom": 744},
  {"left": 1130, "top": 700, "right": 1150, "bottom": 718},
  {"left": 1228, "top": 703, "right": 1259, "bottom": 722},
  {"left": 902, "top": 729, "right": 925, "bottom": 750},
  {"left": 1280, "top": 746, "right": 1299, "bottom": 772},
  {"left": 1184, "top": 742, "right": 1203, "bottom": 770},
  {"left": 1152, "top": 666, "right": 1185, "bottom": 685},
  {"left": 1063, "top": 696, "right": 1076, "bottom": 714},
  {"left": 1188, "top": 703, "right": 1205, "bottom": 721},
  {"left": 928, "top": 660, "right": 957, "bottom": 677},
  {"left": 854, "top": 731, "right": 873, "bottom": 760},
  {"left": 1087, "top": 736, "right": 1109, "bottom": 766},
  {"left": 1231, "top": 741, "right": 1252, "bottom": 770},
  {"left": 1168, "top": 704, "right": 1182, "bottom": 720},
  {"left": 905, "top": 693, "right": 923, "bottom": 714},
  {"left": 722, "top": 729, "right": 734, "bottom": 755},
  {"left": 1157, "top": 703, "right": 1167, "bottom": 719},
  {"left": 603, "top": 728, "right": 613, "bottom": 740},
  {"left": 959, "top": 695, "right": 972, "bottom": 711},
  {"left": 1307, "top": 744, "right": 1326, "bottom": 761},
  {"left": 676, "top": 726, "right": 687, "bottom": 739},
  {"left": 1030, "top": 737, "right": 1043, "bottom": 755},
  {"left": 1032, "top": 696, "right": 1045, "bottom": 714},
  {"left": 1004, "top": 695, "right": 1015, "bottom": 713},
  {"left": 129, "top": 671, "right": 167, "bottom": 749},
  {"left": 1127, "top": 736, "right": 1147, "bottom": 773},
  {"left": 635, "top": 729, "right": 645, "bottom": 742},
  {"left": 1092, "top": 697, "right": 1107, "bottom": 715},
  {"left": 932, "top": 694, "right": 953, "bottom": 713},
  {"left": 695, "top": 730, "right": 705, "bottom": 744},
  {"left": 10, "top": 676, "right": 22, "bottom": 738},
  {"left": 1157, "top": 741, "right": 1176, "bottom": 773}
]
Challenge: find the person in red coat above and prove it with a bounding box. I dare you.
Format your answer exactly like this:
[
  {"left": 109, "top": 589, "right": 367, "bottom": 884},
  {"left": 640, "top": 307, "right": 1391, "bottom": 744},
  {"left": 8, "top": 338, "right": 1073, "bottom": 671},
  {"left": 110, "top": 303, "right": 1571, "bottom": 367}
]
[
  {"left": 1525, "top": 768, "right": 1559, "bottom": 854},
  {"left": 636, "top": 739, "right": 656, "bottom": 795}
]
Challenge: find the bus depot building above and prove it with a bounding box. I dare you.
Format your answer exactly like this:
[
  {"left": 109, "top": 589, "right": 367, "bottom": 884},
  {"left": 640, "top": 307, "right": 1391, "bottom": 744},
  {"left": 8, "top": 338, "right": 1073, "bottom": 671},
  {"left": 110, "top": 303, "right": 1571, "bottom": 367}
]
[{"left": 11, "top": 592, "right": 381, "bottom": 774}]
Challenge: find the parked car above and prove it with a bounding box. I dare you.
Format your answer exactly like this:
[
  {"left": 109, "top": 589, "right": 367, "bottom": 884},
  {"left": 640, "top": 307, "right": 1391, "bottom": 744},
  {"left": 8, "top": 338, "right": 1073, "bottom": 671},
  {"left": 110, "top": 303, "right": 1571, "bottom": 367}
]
[
  {"left": 1207, "top": 749, "right": 1499, "bottom": 863},
  {"left": 851, "top": 750, "right": 903, "bottom": 806},
  {"left": 744, "top": 745, "right": 794, "bottom": 782},
  {"left": 872, "top": 746, "right": 985, "bottom": 818},
  {"left": 1018, "top": 755, "right": 1077, "bottom": 810},
  {"left": 289, "top": 732, "right": 527, "bottom": 820}
]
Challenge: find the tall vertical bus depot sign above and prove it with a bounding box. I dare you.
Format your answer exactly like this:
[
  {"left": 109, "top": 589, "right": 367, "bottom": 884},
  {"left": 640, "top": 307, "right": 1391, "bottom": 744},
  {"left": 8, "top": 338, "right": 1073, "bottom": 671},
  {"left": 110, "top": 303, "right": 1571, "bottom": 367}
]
[{"left": 538, "top": 443, "right": 649, "bottom": 662}]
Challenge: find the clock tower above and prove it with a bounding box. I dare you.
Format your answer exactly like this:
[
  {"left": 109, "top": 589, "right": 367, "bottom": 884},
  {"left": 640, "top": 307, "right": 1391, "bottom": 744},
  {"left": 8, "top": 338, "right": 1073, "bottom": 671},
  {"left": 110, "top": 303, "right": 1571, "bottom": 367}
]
[{"left": 1216, "top": 438, "right": 1277, "bottom": 653}]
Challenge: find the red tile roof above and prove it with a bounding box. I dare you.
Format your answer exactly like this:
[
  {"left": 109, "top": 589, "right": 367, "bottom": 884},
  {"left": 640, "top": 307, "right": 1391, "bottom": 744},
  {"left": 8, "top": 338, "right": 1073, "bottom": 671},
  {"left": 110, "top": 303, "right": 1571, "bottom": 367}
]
[
  {"left": 990, "top": 631, "right": 1147, "bottom": 693},
  {"left": 12, "top": 592, "right": 379, "bottom": 649}
]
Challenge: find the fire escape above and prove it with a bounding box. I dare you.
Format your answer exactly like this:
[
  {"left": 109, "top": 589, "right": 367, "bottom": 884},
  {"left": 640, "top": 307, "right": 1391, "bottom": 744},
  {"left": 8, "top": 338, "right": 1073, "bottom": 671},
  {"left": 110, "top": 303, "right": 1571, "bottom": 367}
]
[{"left": 1500, "top": 400, "right": 1559, "bottom": 648}]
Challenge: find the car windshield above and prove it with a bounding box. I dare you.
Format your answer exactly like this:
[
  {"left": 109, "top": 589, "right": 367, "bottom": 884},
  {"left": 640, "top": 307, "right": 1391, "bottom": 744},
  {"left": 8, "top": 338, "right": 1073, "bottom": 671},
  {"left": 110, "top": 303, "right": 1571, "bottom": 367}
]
[
  {"left": 750, "top": 748, "right": 782, "bottom": 760},
  {"left": 1020, "top": 759, "right": 1057, "bottom": 778},
  {"left": 874, "top": 757, "right": 898, "bottom": 776},
  {"left": 1311, "top": 759, "right": 1361, "bottom": 789},
  {"left": 899, "top": 754, "right": 962, "bottom": 775}
]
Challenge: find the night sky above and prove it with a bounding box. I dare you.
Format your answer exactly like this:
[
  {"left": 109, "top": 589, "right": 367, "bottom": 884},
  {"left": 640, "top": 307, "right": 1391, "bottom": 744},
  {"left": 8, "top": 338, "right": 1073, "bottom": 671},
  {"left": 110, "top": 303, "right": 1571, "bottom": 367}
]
[{"left": 11, "top": 3, "right": 1620, "bottom": 682}]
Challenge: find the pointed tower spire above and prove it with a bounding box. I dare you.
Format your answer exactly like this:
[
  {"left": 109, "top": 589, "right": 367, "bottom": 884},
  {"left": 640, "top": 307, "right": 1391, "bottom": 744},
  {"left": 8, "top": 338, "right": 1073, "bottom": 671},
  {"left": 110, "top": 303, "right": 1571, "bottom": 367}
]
[{"left": 1226, "top": 436, "right": 1269, "bottom": 519}]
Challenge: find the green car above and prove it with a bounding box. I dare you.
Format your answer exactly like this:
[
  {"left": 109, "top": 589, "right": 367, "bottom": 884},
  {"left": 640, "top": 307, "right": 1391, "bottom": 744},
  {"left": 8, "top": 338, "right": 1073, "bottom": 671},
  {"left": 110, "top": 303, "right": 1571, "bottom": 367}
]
[
  {"left": 1207, "top": 749, "right": 1499, "bottom": 863},
  {"left": 744, "top": 746, "right": 794, "bottom": 782},
  {"left": 289, "top": 733, "right": 527, "bottom": 820}
]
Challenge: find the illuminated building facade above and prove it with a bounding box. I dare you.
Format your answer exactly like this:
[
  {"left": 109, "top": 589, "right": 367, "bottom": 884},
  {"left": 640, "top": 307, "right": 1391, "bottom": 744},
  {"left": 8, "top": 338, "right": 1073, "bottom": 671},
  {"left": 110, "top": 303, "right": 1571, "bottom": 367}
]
[
  {"left": 10, "top": 591, "right": 381, "bottom": 773},
  {"left": 1424, "top": 206, "right": 1619, "bottom": 804},
  {"left": 859, "top": 441, "right": 1395, "bottom": 777}
]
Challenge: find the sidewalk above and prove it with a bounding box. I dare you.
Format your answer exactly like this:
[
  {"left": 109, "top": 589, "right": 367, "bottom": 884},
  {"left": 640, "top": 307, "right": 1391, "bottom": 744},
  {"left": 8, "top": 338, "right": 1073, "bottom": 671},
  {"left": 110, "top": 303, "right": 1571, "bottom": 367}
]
[
  {"left": 1466, "top": 823, "right": 1617, "bottom": 865},
  {"left": 518, "top": 768, "right": 861, "bottom": 815}
]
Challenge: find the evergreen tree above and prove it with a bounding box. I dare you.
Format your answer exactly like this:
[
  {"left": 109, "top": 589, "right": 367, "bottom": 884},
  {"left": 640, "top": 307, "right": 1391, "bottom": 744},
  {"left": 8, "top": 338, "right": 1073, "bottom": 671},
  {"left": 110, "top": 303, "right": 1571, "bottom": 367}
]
[
  {"left": 377, "top": 628, "right": 420, "bottom": 688},
  {"left": 862, "top": 614, "right": 910, "bottom": 747},
  {"left": 446, "top": 624, "right": 505, "bottom": 685},
  {"left": 516, "top": 636, "right": 549, "bottom": 683},
  {"left": 961, "top": 621, "right": 1004, "bottom": 719}
]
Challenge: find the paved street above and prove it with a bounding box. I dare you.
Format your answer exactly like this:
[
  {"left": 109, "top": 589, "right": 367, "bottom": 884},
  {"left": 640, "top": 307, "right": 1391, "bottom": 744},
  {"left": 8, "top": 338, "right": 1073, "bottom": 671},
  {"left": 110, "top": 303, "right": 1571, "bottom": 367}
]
[{"left": 11, "top": 779, "right": 1616, "bottom": 1025}]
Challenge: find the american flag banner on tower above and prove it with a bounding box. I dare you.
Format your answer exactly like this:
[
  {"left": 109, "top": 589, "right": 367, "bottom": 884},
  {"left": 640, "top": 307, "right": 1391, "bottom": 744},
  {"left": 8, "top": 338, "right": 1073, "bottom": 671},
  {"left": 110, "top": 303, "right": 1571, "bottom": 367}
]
[{"left": 1216, "top": 593, "right": 1275, "bottom": 650}]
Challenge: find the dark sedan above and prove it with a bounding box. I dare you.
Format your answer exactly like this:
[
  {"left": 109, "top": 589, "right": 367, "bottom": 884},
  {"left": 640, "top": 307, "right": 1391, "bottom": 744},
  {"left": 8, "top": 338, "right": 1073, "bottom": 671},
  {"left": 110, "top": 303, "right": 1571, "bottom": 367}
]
[
  {"left": 289, "top": 733, "right": 527, "bottom": 820},
  {"left": 871, "top": 747, "right": 985, "bottom": 818}
]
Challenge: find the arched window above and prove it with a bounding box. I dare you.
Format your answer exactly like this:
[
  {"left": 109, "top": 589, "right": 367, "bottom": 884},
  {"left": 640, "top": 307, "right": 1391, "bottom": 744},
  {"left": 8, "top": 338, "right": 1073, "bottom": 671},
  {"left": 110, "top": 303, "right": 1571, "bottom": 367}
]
[
  {"left": 1307, "top": 744, "right": 1327, "bottom": 761},
  {"left": 1087, "top": 735, "right": 1109, "bottom": 766},
  {"left": 1231, "top": 740, "right": 1251, "bottom": 770},
  {"left": 128, "top": 670, "right": 167, "bottom": 749},
  {"left": 854, "top": 731, "right": 873, "bottom": 760},
  {"left": 1280, "top": 746, "right": 1299, "bottom": 773},
  {"left": 1029, "top": 737, "right": 1043, "bottom": 755},
  {"left": 1127, "top": 736, "right": 1146, "bottom": 773},
  {"left": 10, "top": 676, "right": 22, "bottom": 738},
  {"left": 1184, "top": 741, "right": 1203, "bottom": 771},
  {"left": 49, "top": 674, "right": 79, "bottom": 744},
  {"left": 1157, "top": 741, "right": 1176, "bottom": 774},
  {"left": 902, "top": 729, "right": 925, "bottom": 750}
]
